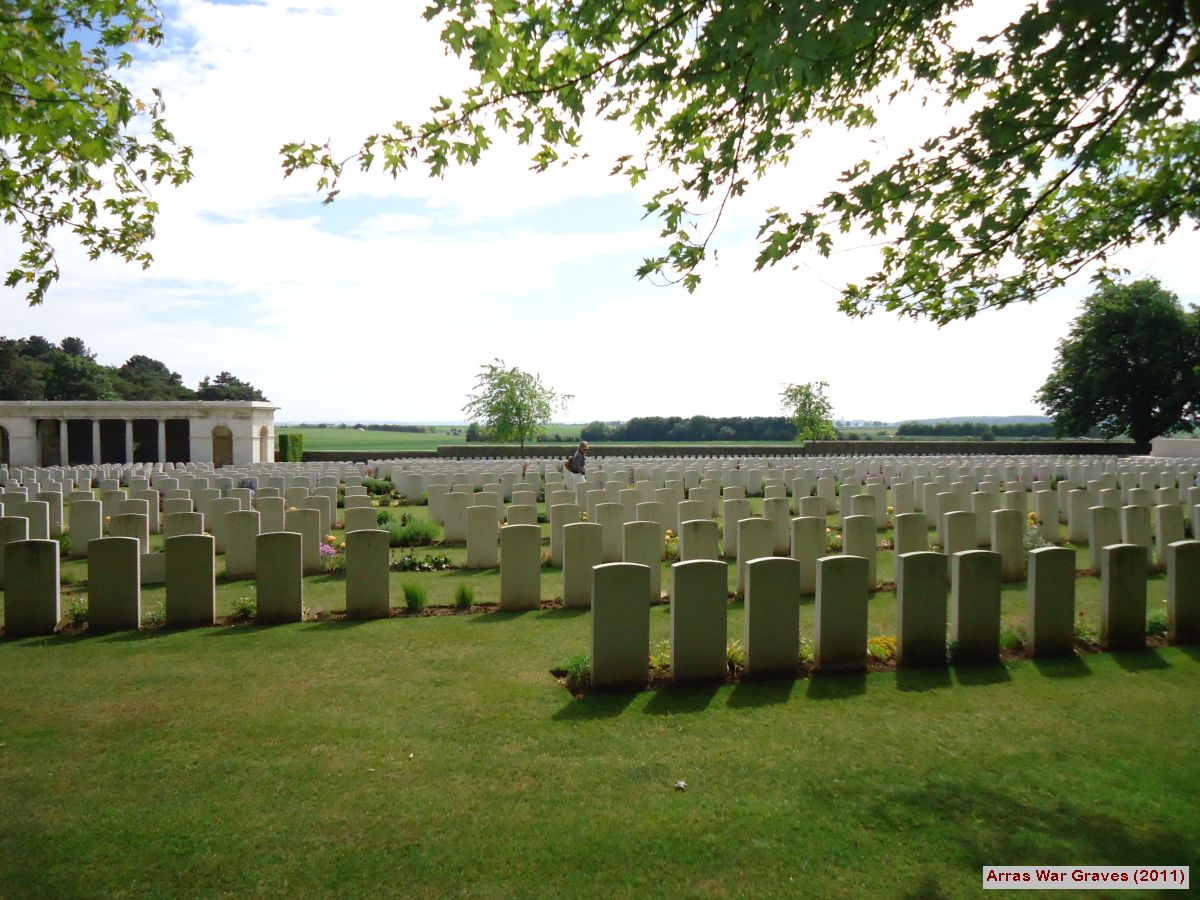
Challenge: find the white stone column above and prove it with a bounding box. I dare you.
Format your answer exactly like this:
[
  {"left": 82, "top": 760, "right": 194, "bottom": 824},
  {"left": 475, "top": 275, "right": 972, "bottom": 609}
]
[
  {"left": 58, "top": 419, "right": 69, "bottom": 466},
  {"left": 124, "top": 419, "right": 133, "bottom": 464},
  {"left": 157, "top": 419, "right": 166, "bottom": 464},
  {"left": 91, "top": 419, "right": 101, "bottom": 464}
]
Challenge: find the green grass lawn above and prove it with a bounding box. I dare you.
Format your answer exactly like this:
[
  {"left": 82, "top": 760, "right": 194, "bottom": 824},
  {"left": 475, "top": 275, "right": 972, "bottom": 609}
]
[
  {"left": 277, "top": 424, "right": 585, "bottom": 453},
  {"left": 2, "top": 500, "right": 1198, "bottom": 896}
]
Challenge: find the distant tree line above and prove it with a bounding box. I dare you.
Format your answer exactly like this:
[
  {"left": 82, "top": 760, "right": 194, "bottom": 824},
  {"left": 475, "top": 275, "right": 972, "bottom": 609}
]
[
  {"left": 0, "top": 336, "right": 268, "bottom": 402},
  {"left": 465, "top": 422, "right": 576, "bottom": 443},
  {"left": 894, "top": 421, "right": 1093, "bottom": 439},
  {"left": 292, "top": 423, "right": 434, "bottom": 432},
  {"left": 581, "top": 416, "right": 796, "bottom": 442}
]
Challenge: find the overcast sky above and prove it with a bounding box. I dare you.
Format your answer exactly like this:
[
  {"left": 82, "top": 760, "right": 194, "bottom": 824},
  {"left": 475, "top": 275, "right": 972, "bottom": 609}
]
[{"left": 4, "top": 0, "right": 1198, "bottom": 424}]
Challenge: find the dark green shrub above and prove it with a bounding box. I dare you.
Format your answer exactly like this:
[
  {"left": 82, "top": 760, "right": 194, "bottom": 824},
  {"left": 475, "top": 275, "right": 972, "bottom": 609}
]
[
  {"left": 363, "top": 477, "right": 393, "bottom": 496},
  {"left": 277, "top": 433, "right": 304, "bottom": 462}
]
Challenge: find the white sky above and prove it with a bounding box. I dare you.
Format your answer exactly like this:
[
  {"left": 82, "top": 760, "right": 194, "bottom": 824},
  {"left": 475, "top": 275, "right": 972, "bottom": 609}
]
[{"left": 3, "top": 0, "right": 1198, "bottom": 424}]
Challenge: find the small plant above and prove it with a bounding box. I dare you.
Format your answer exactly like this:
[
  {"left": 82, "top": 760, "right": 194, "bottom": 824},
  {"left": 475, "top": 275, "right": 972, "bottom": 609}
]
[
  {"left": 561, "top": 653, "right": 591, "bottom": 693},
  {"left": 383, "top": 517, "right": 440, "bottom": 548},
  {"left": 377, "top": 508, "right": 395, "bottom": 526},
  {"left": 664, "top": 529, "right": 679, "bottom": 562},
  {"left": 1074, "top": 616, "right": 1100, "bottom": 645},
  {"left": 55, "top": 531, "right": 72, "bottom": 557},
  {"left": 1146, "top": 611, "right": 1168, "bottom": 637},
  {"left": 866, "top": 635, "right": 896, "bottom": 662},
  {"left": 390, "top": 553, "right": 455, "bottom": 572},
  {"left": 454, "top": 583, "right": 474, "bottom": 609},
  {"left": 798, "top": 636, "right": 814, "bottom": 665},
  {"left": 999, "top": 624, "right": 1026, "bottom": 654},
  {"left": 826, "top": 529, "right": 843, "bottom": 553},
  {"left": 726, "top": 639, "right": 746, "bottom": 676},
  {"left": 363, "top": 477, "right": 394, "bottom": 496},
  {"left": 403, "top": 583, "right": 428, "bottom": 611},
  {"left": 63, "top": 596, "right": 88, "bottom": 628},
  {"left": 649, "top": 638, "right": 671, "bottom": 673},
  {"left": 142, "top": 604, "right": 166, "bottom": 628},
  {"left": 1023, "top": 524, "right": 1052, "bottom": 552},
  {"left": 229, "top": 596, "right": 257, "bottom": 622}
]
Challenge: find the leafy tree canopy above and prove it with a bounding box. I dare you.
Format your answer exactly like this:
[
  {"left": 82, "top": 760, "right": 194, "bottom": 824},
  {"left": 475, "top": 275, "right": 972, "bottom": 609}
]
[
  {"left": 283, "top": 0, "right": 1200, "bottom": 323},
  {"left": 781, "top": 381, "right": 838, "bottom": 442},
  {"left": 462, "top": 359, "right": 570, "bottom": 449},
  {"left": 115, "top": 353, "right": 195, "bottom": 400},
  {"left": 42, "top": 352, "right": 117, "bottom": 400},
  {"left": 196, "top": 371, "right": 268, "bottom": 402},
  {"left": 1034, "top": 279, "right": 1200, "bottom": 450},
  {"left": 2, "top": 1, "right": 193, "bottom": 305}
]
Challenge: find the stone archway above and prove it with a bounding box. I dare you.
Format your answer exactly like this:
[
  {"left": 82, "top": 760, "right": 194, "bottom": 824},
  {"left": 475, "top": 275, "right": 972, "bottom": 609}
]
[
  {"left": 212, "top": 425, "right": 233, "bottom": 469},
  {"left": 259, "top": 426, "right": 269, "bottom": 463}
]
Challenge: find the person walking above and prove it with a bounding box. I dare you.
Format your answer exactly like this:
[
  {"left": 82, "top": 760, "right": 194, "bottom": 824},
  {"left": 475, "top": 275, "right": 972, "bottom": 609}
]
[{"left": 564, "top": 441, "right": 588, "bottom": 488}]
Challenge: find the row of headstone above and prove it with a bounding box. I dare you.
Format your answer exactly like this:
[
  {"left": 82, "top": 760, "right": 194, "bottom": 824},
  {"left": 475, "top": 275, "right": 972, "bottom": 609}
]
[{"left": 587, "top": 541, "right": 1200, "bottom": 687}]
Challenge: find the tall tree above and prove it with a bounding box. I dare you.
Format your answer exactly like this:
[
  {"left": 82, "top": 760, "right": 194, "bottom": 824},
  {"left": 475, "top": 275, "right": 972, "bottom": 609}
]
[
  {"left": 196, "top": 371, "right": 268, "bottom": 402},
  {"left": 462, "top": 359, "right": 570, "bottom": 450},
  {"left": 42, "top": 352, "right": 118, "bottom": 400},
  {"left": 2, "top": 1, "right": 193, "bottom": 305},
  {"left": 780, "top": 381, "right": 838, "bottom": 442},
  {"left": 59, "top": 336, "right": 94, "bottom": 358},
  {"left": 284, "top": 1, "right": 1200, "bottom": 323},
  {"left": 1035, "top": 279, "right": 1200, "bottom": 451},
  {"left": 115, "top": 354, "right": 195, "bottom": 400}
]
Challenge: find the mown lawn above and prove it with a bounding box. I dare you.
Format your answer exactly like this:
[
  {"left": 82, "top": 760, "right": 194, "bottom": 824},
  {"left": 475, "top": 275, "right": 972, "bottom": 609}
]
[{"left": 2, "top": 500, "right": 1198, "bottom": 897}]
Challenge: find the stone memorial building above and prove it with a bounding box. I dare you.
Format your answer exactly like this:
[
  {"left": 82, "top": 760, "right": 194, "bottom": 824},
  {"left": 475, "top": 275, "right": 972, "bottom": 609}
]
[{"left": 0, "top": 401, "right": 279, "bottom": 467}]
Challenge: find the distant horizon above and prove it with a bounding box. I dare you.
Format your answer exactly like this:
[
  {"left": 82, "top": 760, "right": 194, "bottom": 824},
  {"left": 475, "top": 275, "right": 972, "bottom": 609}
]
[{"left": 277, "top": 414, "right": 1055, "bottom": 427}]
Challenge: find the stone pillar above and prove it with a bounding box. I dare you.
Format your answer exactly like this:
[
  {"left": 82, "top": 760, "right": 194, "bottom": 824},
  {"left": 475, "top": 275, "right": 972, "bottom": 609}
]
[
  {"left": 893, "top": 512, "right": 928, "bottom": 556},
  {"left": 285, "top": 507, "right": 322, "bottom": 576},
  {"left": 842, "top": 514, "right": 876, "bottom": 587},
  {"left": 951, "top": 550, "right": 1001, "bottom": 663},
  {"left": 744, "top": 556, "right": 801, "bottom": 677},
  {"left": 623, "top": 520, "right": 663, "bottom": 602},
  {"left": 124, "top": 418, "right": 134, "bottom": 465},
  {"left": 346, "top": 528, "right": 390, "bottom": 619},
  {"left": 88, "top": 536, "right": 141, "bottom": 633},
  {"left": 596, "top": 501, "right": 625, "bottom": 563},
  {"left": 164, "top": 533, "right": 215, "bottom": 628},
  {"left": 679, "top": 519, "right": 719, "bottom": 562},
  {"left": 256, "top": 531, "right": 303, "bottom": 624},
  {"left": 896, "top": 551, "right": 948, "bottom": 668},
  {"left": 1100, "top": 543, "right": 1147, "bottom": 651},
  {"left": 814, "top": 554, "right": 869, "bottom": 673},
  {"left": 499, "top": 524, "right": 541, "bottom": 611},
  {"left": 591, "top": 562, "right": 650, "bottom": 688},
  {"left": 1087, "top": 505, "right": 1121, "bottom": 574},
  {"left": 669, "top": 559, "right": 727, "bottom": 682},
  {"left": 68, "top": 499, "right": 103, "bottom": 559},
  {"left": 157, "top": 419, "right": 167, "bottom": 464},
  {"left": 3, "top": 539, "right": 60, "bottom": 636},
  {"left": 91, "top": 420, "right": 101, "bottom": 466},
  {"left": 991, "top": 508, "right": 1024, "bottom": 582},
  {"left": 224, "top": 509, "right": 261, "bottom": 578},
  {"left": 1027, "top": 546, "right": 1075, "bottom": 657},
  {"left": 735, "top": 517, "right": 774, "bottom": 598},
  {"left": 722, "top": 498, "right": 753, "bottom": 561},
  {"left": 58, "top": 419, "right": 69, "bottom": 466},
  {"left": 790, "top": 516, "right": 825, "bottom": 596},
  {"left": 563, "top": 521, "right": 603, "bottom": 608},
  {"left": 1167, "top": 540, "right": 1200, "bottom": 644}
]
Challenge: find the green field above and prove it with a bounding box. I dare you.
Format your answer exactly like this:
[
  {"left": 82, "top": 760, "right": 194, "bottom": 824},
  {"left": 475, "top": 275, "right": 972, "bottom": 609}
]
[
  {"left": 277, "top": 424, "right": 584, "bottom": 453},
  {"left": 2, "top": 498, "right": 1197, "bottom": 896}
]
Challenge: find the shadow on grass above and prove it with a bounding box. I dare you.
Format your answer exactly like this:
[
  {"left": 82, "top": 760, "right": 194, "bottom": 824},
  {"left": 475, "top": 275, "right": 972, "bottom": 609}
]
[
  {"left": 806, "top": 671, "right": 867, "bottom": 700},
  {"left": 298, "top": 618, "right": 372, "bottom": 633},
  {"left": 469, "top": 610, "right": 535, "bottom": 624},
  {"left": 97, "top": 628, "right": 173, "bottom": 643},
  {"left": 202, "top": 623, "right": 271, "bottom": 637},
  {"left": 535, "top": 607, "right": 588, "bottom": 619},
  {"left": 895, "top": 666, "right": 953, "bottom": 693},
  {"left": 1032, "top": 655, "right": 1092, "bottom": 678},
  {"left": 642, "top": 682, "right": 721, "bottom": 715},
  {"left": 1110, "top": 647, "right": 1170, "bottom": 672},
  {"left": 951, "top": 661, "right": 1012, "bottom": 687},
  {"left": 871, "top": 781, "right": 1193, "bottom": 885},
  {"left": 552, "top": 690, "right": 638, "bottom": 721},
  {"left": 727, "top": 677, "right": 796, "bottom": 708},
  {"left": 1175, "top": 644, "right": 1200, "bottom": 663}
]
